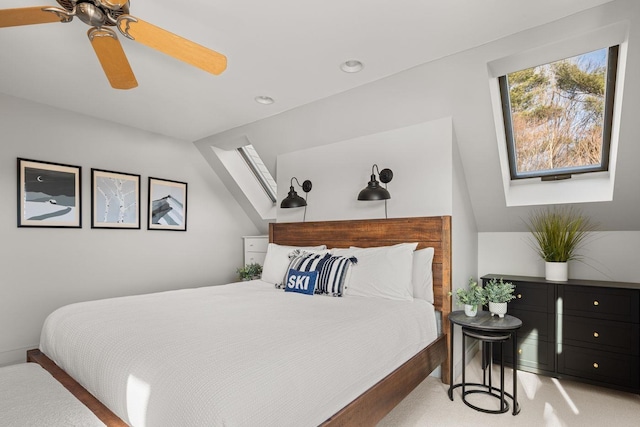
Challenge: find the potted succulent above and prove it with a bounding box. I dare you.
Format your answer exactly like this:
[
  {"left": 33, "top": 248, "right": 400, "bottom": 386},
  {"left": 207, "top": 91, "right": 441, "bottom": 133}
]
[
  {"left": 236, "top": 263, "right": 263, "bottom": 281},
  {"left": 525, "top": 206, "right": 595, "bottom": 281},
  {"left": 484, "top": 278, "right": 515, "bottom": 318},
  {"left": 451, "top": 277, "right": 485, "bottom": 317}
]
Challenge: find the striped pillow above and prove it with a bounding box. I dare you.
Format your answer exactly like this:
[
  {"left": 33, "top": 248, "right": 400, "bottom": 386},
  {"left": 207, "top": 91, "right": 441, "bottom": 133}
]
[
  {"left": 314, "top": 255, "right": 357, "bottom": 297},
  {"left": 277, "top": 250, "right": 329, "bottom": 289}
]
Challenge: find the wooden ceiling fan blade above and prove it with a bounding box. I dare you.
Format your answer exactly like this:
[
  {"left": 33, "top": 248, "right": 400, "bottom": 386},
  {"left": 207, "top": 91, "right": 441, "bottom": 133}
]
[
  {"left": 88, "top": 27, "right": 138, "bottom": 90},
  {"left": 117, "top": 15, "right": 227, "bottom": 75},
  {"left": 0, "top": 6, "right": 67, "bottom": 28}
]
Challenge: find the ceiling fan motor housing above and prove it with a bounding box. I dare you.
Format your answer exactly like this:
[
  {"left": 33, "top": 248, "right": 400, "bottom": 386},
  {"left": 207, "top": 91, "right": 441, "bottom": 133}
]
[{"left": 56, "top": 0, "right": 129, "bottom": 26}]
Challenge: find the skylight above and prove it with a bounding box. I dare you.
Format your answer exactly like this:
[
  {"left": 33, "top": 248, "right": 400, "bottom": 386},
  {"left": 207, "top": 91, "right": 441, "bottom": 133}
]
[
  {"left": 237, "top": 144, "right": 277, "bottom": 204},
  {"left": 487, "top": 22, "right": 628, "bottom": 207},
  {"left": 498, "top": 46, "right": 618, "bottom": 181}
]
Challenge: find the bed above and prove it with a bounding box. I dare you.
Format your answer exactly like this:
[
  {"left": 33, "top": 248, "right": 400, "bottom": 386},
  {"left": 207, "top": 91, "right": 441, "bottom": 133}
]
[{"left": 28, "top": 216, "right": 452, "bottom": 426}]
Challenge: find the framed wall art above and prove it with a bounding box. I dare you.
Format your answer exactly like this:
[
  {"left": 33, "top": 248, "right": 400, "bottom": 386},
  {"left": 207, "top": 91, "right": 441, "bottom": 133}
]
[
  {"left": 91, "top": 168, "right": 141, "bottom": 229},
  {"left": 147, "top": 177, "right": 188, "bottom": 231},
  {"left": 17, "top": 158, "right": 82, "bottom": 228}
]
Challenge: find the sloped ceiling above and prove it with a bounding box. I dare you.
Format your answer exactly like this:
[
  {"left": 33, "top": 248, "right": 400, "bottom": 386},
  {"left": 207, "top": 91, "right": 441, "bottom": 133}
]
[
  {"left": 197, "top": 0, "right": 640, "bottom": 232},
  {"left": 4, "top": 1, "right": 636, "bottom": 232},
  {"left": 0, "top": 0, "right": 613, "bottom": 141}
]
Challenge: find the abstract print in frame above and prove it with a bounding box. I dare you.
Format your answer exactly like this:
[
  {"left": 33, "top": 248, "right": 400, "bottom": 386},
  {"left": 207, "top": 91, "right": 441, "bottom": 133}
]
[
  {"left": 17, "top": 158, "right": 82, "bottom": 228},
  {"left": 147, "top": 177, "right": 187, "bottom": 231},
  {"left": 91, "top": 169, "right": 141, "bottom": 229}
]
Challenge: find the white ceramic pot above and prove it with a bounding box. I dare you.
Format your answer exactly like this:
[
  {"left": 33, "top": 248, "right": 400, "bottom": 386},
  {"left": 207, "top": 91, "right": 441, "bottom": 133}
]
[
  {"left": 545, "top": 261, "right": 568, "bottom": 281},
  {"left": 489, "top": 302, "right": 507, "bottom": 318},
  {"left": 464, "top": 304, "right": 478, "bottom": 317}
]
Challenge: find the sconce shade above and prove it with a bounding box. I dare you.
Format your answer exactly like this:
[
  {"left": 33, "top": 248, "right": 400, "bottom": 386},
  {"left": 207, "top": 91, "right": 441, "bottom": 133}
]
[
  {"left": 281, "top": 186, "right": 307, "bottom": 208},
  {"left": 358, "top": 175, "right": 391, "bottom": 200},
  {"left": 358, "top": 166, "right": 393, "bottom": 201},
  {"left": 280, "top": 178, "right": 312, "bottom": 208}
]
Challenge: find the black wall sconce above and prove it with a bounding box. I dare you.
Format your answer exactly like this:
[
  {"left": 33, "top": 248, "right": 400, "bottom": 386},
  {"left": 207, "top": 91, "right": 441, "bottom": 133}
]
[
  {"left": 358, "top": 164, "right": 393, "bottom": 218},
  {"left": 281, "top": 177, "right": 312, "bottom": 221}
]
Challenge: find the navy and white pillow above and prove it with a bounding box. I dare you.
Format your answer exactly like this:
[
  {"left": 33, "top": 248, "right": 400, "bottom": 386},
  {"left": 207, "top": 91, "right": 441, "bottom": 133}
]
[
  {"left": 277, "top": 250, "right": 357, "bottom": 297},
  {"left": 284, "top": 269, "right": 318, "bottom": 295},
  {"left": 315, "top": 254, "right": 357, "bottom": 297},
  {"left": 276, "top": 250, "right": 329, "bottom": 289}
]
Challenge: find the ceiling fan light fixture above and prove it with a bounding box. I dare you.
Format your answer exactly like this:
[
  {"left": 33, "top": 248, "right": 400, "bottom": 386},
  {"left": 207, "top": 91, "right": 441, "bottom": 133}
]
[
  {"left": 255, "top": 96, "right": 275, "bottom": 105},
  {"left": 0, "top": 0, "right": 227, "bottom": 89},
  {"left": 340, "top": 59, "right": 364, "bottom": 73}
]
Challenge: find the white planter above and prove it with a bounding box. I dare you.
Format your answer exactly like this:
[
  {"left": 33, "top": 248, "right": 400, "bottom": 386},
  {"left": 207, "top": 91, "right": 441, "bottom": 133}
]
[
  {"left": 489, "top": 302, "right": 507, "bottom": 318},
  {"left": 545, "top": 261, "right": 568, "bottom": 281},
  {"left": 464, "top": 304, "right": 478, "bottom": 317}
]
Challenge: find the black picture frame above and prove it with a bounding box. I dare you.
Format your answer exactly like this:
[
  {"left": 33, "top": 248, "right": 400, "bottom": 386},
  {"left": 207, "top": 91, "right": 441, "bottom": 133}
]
[
  {"left": 147, "top": 177, "right": 188, "bottom": 231},
  {"left": 17, "top": 158, "right": 82, "bottom": 228},
  {"left": 91, "top": 168, "right": 141, "bottom": 229}
]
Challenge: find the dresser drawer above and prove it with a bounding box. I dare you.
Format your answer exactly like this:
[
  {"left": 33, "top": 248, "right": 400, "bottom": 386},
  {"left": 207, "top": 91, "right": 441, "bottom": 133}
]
[
  {"left": 244, "top": 251, "right": 267, "bottom": 266},
  {"left": 244, "top": 236, "right": 269, "bottom": 253},
  {"left": 561, "top": 315, "right": 639, "bottom": 355},
  {"left": 558, "top": 345, "right": 640, "bottom": 389},
  {"left": 493, "top": 337, "right": 555, "bottom": 374},
  {"left": 509, "top": 309, "right": 554, "bottom": 342},
  {"left": 559, "top": 286, "right": 640, "bottom": 323},
  {"left": 487, "top": 280, "right": 554, "bottom": 313}
]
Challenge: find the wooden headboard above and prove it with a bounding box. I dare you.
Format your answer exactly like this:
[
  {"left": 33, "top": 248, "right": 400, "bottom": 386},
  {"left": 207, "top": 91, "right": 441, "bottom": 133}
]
[{"left": 269, "top": 216, "right": 452, "bottom": 315}]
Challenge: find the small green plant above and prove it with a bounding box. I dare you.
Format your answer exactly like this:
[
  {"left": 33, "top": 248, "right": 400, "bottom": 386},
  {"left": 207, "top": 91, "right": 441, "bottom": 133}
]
[
  {"left": 484, "top": 278, "right": 516, "bottom": 303},
  {"left": 450, "top": 277, "right": 485, "bottom": 306},
  {"left": 524, "top": 206, "right": 596, "bottom": 262},
  {"left": 236, "top": 263, "right": 263, "bottom": 280}
]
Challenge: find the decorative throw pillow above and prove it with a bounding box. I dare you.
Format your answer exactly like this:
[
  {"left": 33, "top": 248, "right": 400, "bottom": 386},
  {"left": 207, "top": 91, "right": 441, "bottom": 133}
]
[
  {"left": 314, "top": 254, "right": 357, "bottom": 297},
  {"left": 284, "top": 269, "right": 318, "bottom": 295},
  {"left": 278, "top": 250, "right": 330, "bottom": 289}
]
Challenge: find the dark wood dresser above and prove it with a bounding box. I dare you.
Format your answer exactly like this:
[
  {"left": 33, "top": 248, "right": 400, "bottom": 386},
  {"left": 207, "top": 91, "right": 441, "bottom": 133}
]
[{"left": 481, "top": 274, "right": 640, "bottom": 394}]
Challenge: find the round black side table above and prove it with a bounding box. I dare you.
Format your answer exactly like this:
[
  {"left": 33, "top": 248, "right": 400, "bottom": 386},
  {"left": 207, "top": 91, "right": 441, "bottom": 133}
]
[{"left": 448, "top": 310, "right": 522, "bottom": 415}]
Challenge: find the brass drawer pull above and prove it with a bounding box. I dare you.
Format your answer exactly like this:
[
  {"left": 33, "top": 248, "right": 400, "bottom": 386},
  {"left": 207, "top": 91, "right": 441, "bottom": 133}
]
[
  {"left": 593, "top": 300, "right": 599, "bottom": 306},
  {"left": 593, "top": 332, "right": 599, "bottom": 338},
  {"left": 517, "top": 294, "right": 522, "bottom": 299},
  {"left": 518, "top": 348, "right": 523, "bottom": 355},
  {"left": 593, "top": 362, "right": 599, "bottom": 369}
]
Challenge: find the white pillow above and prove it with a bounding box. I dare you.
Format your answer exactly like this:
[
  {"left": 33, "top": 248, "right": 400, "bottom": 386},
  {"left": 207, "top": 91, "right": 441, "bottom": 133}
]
[
  {"left": 332, "top": 243, "right": 418, "bottom": 301},
  {"left": 261, "top": 243, "right": 327, "bottom": 285},
  {"left": 412, "top": 247, "right": 435, "bottom": 303}
]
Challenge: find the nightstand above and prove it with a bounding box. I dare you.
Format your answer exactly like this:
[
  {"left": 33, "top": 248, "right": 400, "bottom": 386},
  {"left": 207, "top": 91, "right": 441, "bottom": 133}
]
[
  {"left": 242, "top": 235, "right": 268, "bottom": 266},
  {"left": 448, "top": 310, "right": 522, "bottom": 415}
]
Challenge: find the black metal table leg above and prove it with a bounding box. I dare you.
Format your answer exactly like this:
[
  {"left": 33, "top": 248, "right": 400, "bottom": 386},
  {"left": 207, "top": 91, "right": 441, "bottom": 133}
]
[
  {"left": 512, "top": 330, "right": 520, "bottom": 415},
  {"left": 448, "top": 320, "right": 454, "bottom": 400}
]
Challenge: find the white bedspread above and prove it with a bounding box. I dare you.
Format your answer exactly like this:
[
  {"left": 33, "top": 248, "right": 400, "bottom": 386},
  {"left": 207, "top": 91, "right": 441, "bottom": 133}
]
[{"left": 40, "top": 280, "right": 438, "bottom": 427}]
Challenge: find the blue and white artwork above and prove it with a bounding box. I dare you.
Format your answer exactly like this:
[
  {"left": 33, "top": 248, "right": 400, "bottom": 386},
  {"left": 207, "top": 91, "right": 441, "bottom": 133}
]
[
  {"left": 93, "top": 170, "right": 140, "bottom": 228},
  {"left": 148, "top": 178, "right": 187, "bottom": 231},
  {"left": 19, "top": 159, "right": 81, "bottom": 227}
]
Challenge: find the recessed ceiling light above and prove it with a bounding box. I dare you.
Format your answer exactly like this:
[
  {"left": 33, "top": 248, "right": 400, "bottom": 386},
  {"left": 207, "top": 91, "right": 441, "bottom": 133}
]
[
  {"left": 255, "top": 96, "right": 275, "bottom": 105},
  {"left": 340, "top": 59, "right": 364, "bottom": 73}
]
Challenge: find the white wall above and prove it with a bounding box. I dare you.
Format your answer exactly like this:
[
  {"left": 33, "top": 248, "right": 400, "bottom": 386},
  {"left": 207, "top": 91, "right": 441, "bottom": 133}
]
[
  {"left": 276, "top": 119, "right": 453, "bottom": 223},
  {"left": 451, "top": 132, "right": 480, "bottom": 378},
  {"left": 0, "top": 94, "right": 259, "bottom": 366},
  {"left": 479, "top": 232, "right": 640, "bottom": 282}
]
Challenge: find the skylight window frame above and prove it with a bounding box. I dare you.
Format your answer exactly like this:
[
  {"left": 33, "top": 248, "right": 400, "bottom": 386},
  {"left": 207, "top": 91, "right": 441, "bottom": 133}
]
[
  {"left": 237, "top": 145, "right": 277, "bottom": 204},
  {"left": 498, "top": 45, "right": 619, "bottom": 181}
]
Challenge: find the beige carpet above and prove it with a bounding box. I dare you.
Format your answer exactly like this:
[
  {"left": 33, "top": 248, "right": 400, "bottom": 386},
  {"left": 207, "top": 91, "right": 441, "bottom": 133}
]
[{"left": 378, "top": 353, "right": 640, "bottom": 427}]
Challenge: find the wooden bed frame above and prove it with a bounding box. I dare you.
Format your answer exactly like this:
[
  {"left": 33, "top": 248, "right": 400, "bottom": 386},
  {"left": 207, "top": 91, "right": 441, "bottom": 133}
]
[
  {"left": 27, "top": 216, "right": 452, "bottom": 427},
  {"left": 271, "top": 216, "right": 452, "bottom": 426}
]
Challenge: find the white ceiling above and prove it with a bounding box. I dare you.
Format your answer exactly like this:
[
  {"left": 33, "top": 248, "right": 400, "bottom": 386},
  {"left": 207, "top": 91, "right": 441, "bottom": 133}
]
[{"left": 0, "top": 0, "right": 614, "bottom": 142}]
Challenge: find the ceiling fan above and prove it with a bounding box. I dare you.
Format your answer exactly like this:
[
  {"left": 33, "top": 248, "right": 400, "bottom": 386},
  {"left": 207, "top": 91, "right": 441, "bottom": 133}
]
[{"left": 0, "top": 1, "right": 227, "bottom": 89}]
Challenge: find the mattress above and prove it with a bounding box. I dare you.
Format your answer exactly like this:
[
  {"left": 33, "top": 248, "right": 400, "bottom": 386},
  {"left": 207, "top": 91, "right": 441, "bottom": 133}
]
[{"left": 40, "top": 280, "right": 438, "bottom": 426}]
